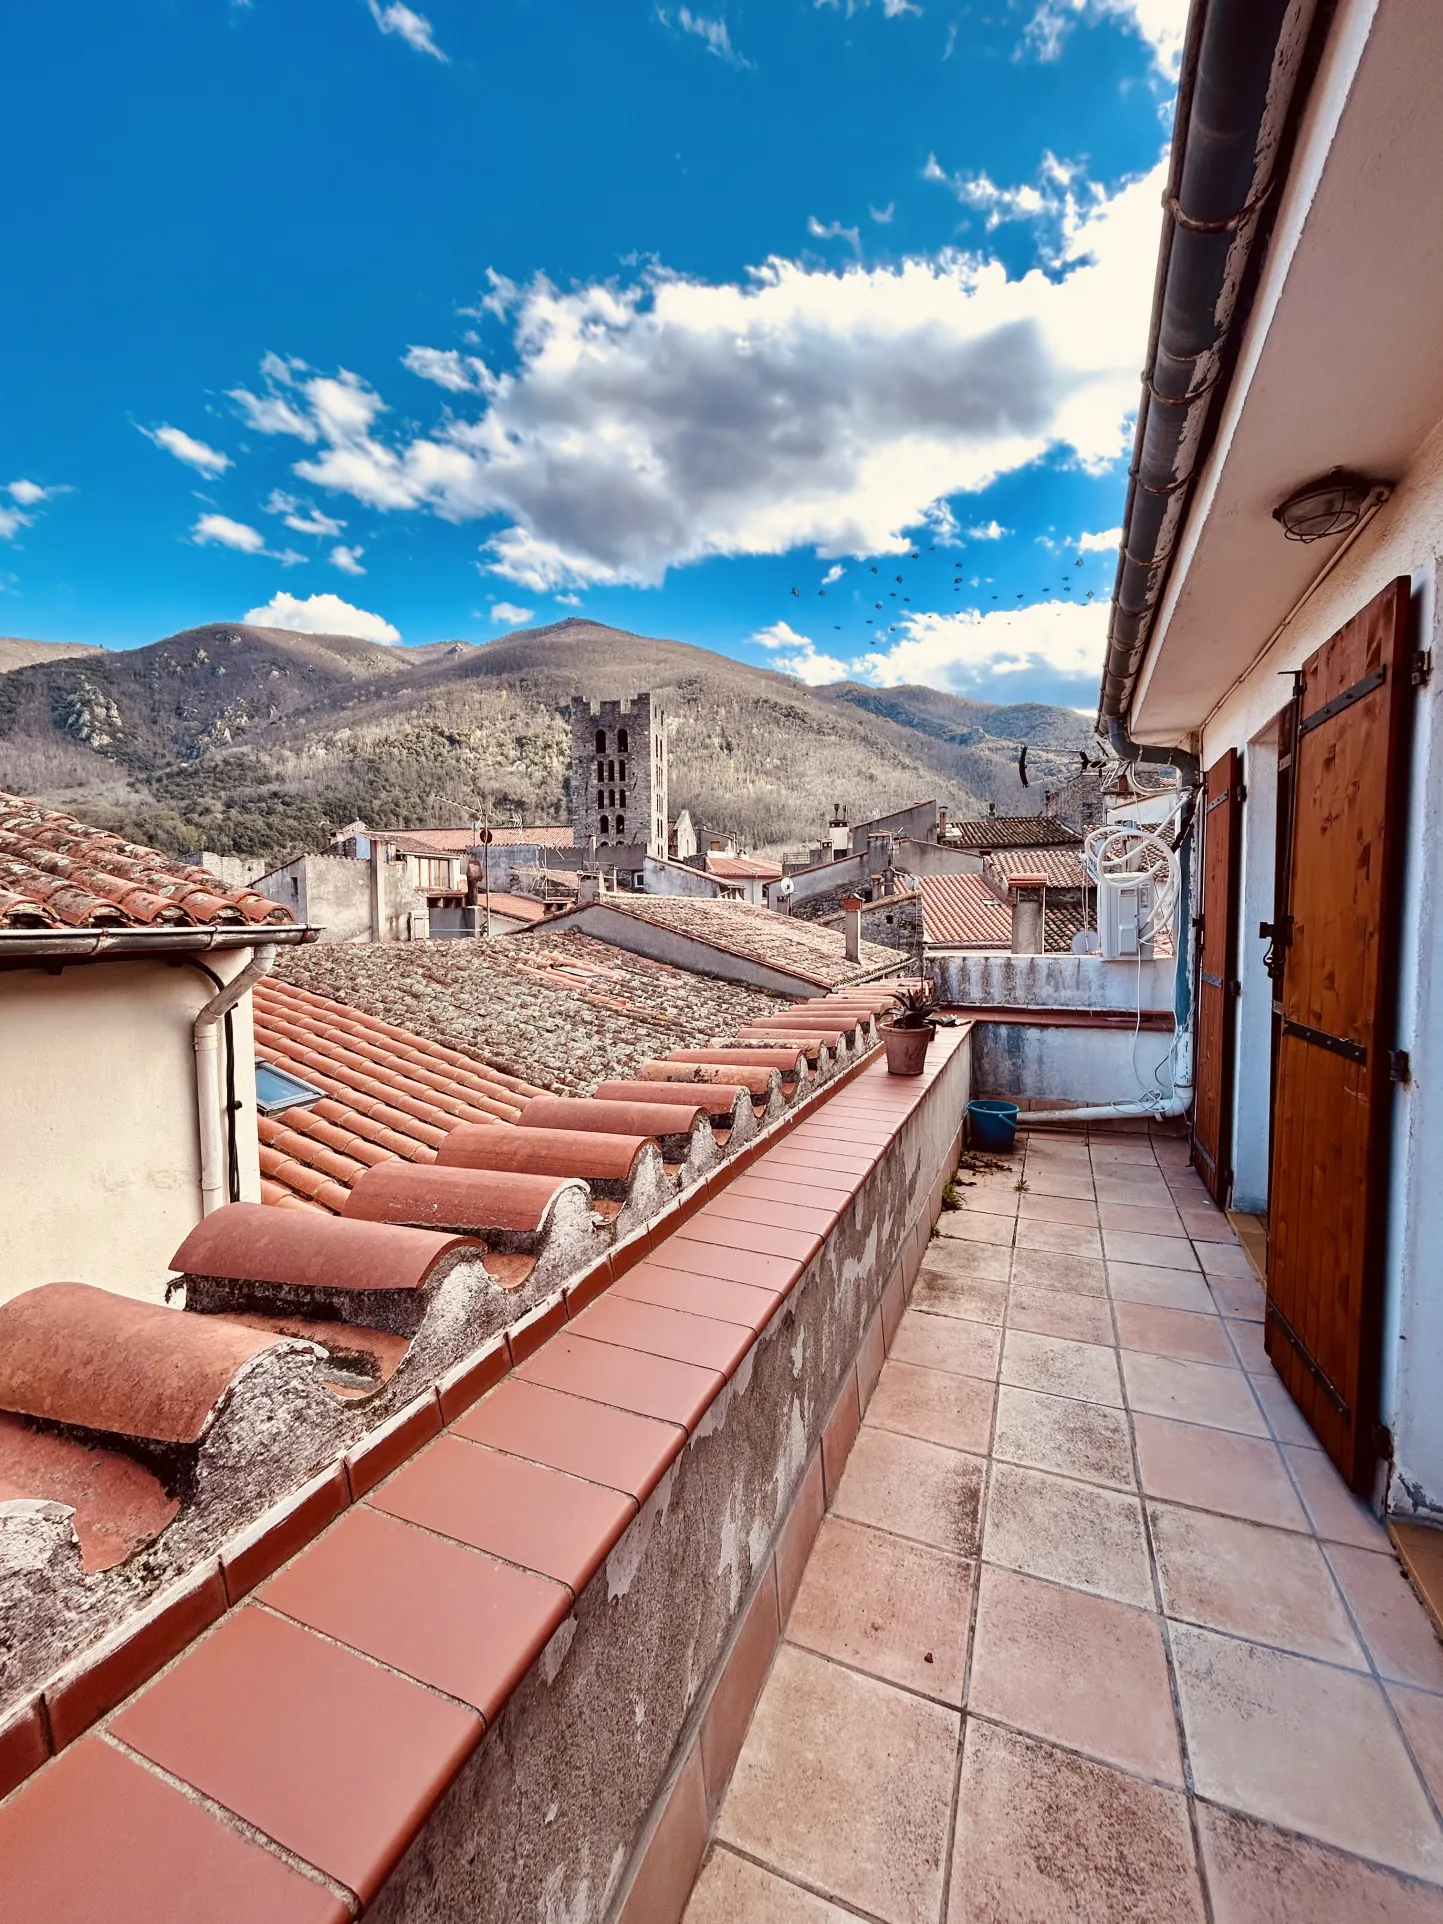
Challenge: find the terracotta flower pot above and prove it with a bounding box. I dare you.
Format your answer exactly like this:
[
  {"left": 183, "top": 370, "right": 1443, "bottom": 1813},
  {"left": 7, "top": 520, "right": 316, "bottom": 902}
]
[{"left": 883, "top": 1023, "right": 933, "bottom": 1076}]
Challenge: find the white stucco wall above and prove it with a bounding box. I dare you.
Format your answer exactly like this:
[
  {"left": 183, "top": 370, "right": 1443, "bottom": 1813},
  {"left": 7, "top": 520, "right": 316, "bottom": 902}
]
[
  {"left": 0, "top": 951, "right": 263, "bottom": 1306},
  {"left": 930, "top": 951, "right": 1176, "bottom": 1013},
  {"left": 971, "top": 1022, "right": 1176, "bottom": 1107}
]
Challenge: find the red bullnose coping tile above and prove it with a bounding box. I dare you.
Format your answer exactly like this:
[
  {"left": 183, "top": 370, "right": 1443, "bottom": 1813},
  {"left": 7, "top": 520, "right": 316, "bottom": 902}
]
[
  {"left": 46, "top": 1562, "right": 229, "bottom": 1752},
  {"left": 563, "top": 1252, "right": 616, "bottom": 1316},
  {"left": 613, "top": 1262, "right": 783, "bottom": 1334},
  {"left": 260, "top": 1505, "right": 571, "bottom": 1721},
  {"left": 728, "top": 1173, "right": 856, "bottom": 1211},
  {"left": 221, "top": 1464, "right": 350, "bottom": 1604},
  {"left": 344, "top": 1392, "right": 444, "bottom": 1500},
  {"left": 370, "top": 1434, "right": 635, "bottom": 1594},
  {"left": 435, "top": 1330, "right": 511, "bottom": 1423},
  {"left": 0, "top": 1697, "right": 49, "bottom": 1802},
  {"left": 674, "top": 1213, "right": 823, "bottom": 1267},
  {"left": 506, "top": 1290, "right": 569, "bottom": 1363},
  {"left": 634, "top": 1238, "right": 802, "bottom": 1295},
  {"left": 570, "top": 1294, "right": 756, "bottom": 1378},
  {"left": 0, "top": 1737, "right": 349, "bottom": 1924},
  {"left": 456, "top": 1378, "right": 683, "bottom": 1503},
  {"left": 110, "top": 1609, "right": 480, "bottom": 1906},
  {"left": 516, "top": 1331, "right": 725, "bottom": 1432},
  {"left": 704, "top": 1191, "right": 839, "bottom": 1238}
]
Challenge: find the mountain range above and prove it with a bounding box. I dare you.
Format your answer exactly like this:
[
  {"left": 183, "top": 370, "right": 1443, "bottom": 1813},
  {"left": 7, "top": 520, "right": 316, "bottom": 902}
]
[{"left": 0, "top": 619, "right": 1098, "bottom": 858}]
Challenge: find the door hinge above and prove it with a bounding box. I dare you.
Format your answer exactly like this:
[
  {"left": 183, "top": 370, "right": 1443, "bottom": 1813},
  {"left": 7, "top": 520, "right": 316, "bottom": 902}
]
[
  {"left": 1229, "top": 978, "right": 1243, "bottom": 998},
  {"left": 1412, "top": 652, "right": 1433, "bottom": 688},
  {"left": 1390, "top": 1049, "right": 1412, "bottom": 1084}
]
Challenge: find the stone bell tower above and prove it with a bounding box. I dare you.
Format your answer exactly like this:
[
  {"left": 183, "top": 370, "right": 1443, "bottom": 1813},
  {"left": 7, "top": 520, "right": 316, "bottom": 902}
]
[{"left": 570, "top": 693, "right": 667, "bottom": 861}]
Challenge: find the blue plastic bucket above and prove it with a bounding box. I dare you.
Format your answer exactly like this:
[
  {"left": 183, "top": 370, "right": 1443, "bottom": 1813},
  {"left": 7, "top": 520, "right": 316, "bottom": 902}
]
[{"left": 967, "top": 1099, "right": 1019, "bottom": 1153}]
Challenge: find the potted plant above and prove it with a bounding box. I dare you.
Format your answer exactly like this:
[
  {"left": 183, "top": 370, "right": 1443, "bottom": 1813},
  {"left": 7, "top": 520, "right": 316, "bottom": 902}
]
[{"left": 883, "top": 984, "right": 935, "bottom": 1076}]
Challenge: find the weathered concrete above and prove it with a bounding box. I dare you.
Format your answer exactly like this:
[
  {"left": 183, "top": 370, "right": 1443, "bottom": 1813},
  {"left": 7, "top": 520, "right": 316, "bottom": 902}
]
[{"left": 931, "top": 950, "right": 1175, "bottom": 1012}]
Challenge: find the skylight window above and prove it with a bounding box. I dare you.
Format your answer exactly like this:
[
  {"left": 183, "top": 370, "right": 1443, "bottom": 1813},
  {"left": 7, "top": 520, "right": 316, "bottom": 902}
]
[{"left": 254, "top": 1061, "right": 326, "bottom": 1115}]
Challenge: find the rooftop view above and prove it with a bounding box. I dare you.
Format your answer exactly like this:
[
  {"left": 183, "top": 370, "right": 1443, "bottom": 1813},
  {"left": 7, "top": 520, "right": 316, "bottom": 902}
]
[{"left": 5, "top": 1, "right": 1443, "bottom": 1920}]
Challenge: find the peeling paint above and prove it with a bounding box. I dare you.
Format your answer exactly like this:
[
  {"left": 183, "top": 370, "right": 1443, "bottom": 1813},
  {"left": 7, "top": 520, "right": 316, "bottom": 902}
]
[{"left": 540, "top": 1613, "right": 578, "bottom": 1685}]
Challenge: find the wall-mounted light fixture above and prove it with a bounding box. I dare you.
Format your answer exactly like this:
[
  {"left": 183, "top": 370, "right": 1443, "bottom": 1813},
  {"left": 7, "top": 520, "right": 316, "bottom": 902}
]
[{"left": 1272, "top": 469, "right": 1382, "bottom": 542}]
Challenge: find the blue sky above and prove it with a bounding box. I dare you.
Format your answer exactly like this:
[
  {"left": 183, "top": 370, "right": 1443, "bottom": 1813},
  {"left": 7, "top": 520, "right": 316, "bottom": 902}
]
[{"left": 1, "top": 0, "right": 1183, "bottom": 708}]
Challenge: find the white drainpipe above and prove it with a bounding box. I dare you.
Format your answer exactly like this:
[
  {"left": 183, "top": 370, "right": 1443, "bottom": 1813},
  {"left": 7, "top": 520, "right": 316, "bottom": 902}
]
[
  {"left": 195, "top": 944, "right": 277, "bottom": 1215},
  {"left": 1020, "top": 1031, "right": 1194, "bottom": 1128}
]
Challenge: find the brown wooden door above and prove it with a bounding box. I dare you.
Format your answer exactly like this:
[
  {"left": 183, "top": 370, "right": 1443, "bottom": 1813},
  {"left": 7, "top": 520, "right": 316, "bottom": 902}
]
[
  {"left": 1191, "top": 747, "right": 1243, "bottom": 1205},
  {"left": 1266, "top": 576, "right": 1414, "bottom": 1491}
]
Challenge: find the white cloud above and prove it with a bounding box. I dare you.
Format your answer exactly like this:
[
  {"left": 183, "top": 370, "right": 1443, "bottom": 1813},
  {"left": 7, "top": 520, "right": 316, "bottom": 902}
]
[
  {"left": 1077, "top": 524, "right": 1122, "bottom": 552},
  {"left": 0, "top": 507, "right": 31, "bottom": 541},
  {"left": 752, "top": 619, "right": 849, "bottom": 686},
  {"left": 402, "top": 345, "right": 497, "bottom": 393},
  {"left": 815, "top": 0, "right": 921, "bottom": 16},
  {"left": 140, "top": 424, "right": 233, "bottom": 476},
  {"left": 659, "top": 8, "right": 750, "bottom": 66},
  {"left": 367, "top": 0, "right": 447, "bottom": 60},
  {"left": 869, "top": 203, "right": 895, "bottom": 225},
  {"left": 7, "top": 480, "right": 52, "bottom": 506},
  {"left": 330, "top": 544, "right": 366, "bottom": 575},
  {"left": 242, "top": 590, "right": 401, "bottom": 643},
  {"left": 490, "top": 601, "right": 534, "bottom": 625},
  {"left": 192, "top": 513, "right": 267, "bottom": 554},
  {"left": 822, "top": 563, "right": 845, "bottom": 585},
  {"left": 807, "top": 215, "right": 862, "bottom": 255},
  {"left": 227, "top": 159, "right": 1161, "bottom": 591},
  {"left": 554, "top": 592, "right": 582, "bottom": 607},
  {"left": 964, "top": 519, "right": 1009, "bottom": 540},
  {"left": 1024, "top": 0, "right": 1187, "bottom": 80},
  {"left": 264, "top": 490, "right": 347, "bottom": 538},
  {"left": 924, "top": 149, "right": 1085, "bottom": 236},
  {"left": 0, "top": 478, "right": 70, "bottom": 541},
  {"left": 855, "top": 595, "right": 1108, "bottom": 689},
  {"left": 231, "top": 384, "right": 320, "bottom": 441}
]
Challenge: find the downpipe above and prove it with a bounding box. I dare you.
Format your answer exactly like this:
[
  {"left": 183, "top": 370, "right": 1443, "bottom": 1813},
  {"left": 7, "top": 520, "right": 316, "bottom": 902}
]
[{"left": 194, "top": 943, "right": 276, "bottom": 1215}]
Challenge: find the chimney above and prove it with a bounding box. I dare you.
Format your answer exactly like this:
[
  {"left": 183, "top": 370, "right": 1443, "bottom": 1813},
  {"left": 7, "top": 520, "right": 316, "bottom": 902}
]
[
  {"left": 937, "top": 807, "right": 947, "bottom": 839},
  {"left": 369, "top": 841, "right": 384, "bottom": 942},
  {"left": 1010, "top": 874, "right": 1046, "bottom": 956},
  {"left": 842, "top": 894, "right": 863, "bottom": 964},
  {"left": 988, "top": 800, "right": 997, "bottom": 818},
  {"left": 578, "top": 873, "right": 603, "bottom": 905}
]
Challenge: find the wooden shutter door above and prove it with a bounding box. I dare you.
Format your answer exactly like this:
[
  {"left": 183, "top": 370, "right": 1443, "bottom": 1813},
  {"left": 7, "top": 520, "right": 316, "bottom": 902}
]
[
  {"left": 1191, "top": 747, "right": 1243, "bottom": 1205},
  {"left": 1266, "top": 576, "right": 1414, "bottom": 1491}
]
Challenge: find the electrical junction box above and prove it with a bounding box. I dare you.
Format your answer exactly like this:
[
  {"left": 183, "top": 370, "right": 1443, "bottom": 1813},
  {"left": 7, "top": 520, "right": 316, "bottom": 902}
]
[{"left": 1098, "top": 874, "right": 1155, "bottom": 960}]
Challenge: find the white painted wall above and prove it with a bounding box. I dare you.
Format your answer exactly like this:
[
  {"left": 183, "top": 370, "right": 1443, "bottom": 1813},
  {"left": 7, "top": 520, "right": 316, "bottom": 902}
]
[
  {"left": 930, "top": 951, "right": 1176, "bottom": 1013},
  {"left": 1230, "top": 729, "right": 1280, "bottom": 1213},
  {"left": 0, "top": 951, "right": 263, "bottom": 1306},
  {"left": 971, "top": 1022, "right": 1176, "bottom": 1107}
]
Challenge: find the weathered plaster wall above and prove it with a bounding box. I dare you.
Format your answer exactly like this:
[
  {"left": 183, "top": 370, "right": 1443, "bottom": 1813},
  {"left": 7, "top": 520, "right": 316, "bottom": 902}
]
[
  {"left": 929, "top": 950, "right": 1175, "bottom": 1012},
  {"left": 0, "top": 953, "right": 262, "bottom": 1305},
  {"left": 970, "top": 1021, "right": 1175, "bottom": 1107},
  {"left": 365, "top": 1032, "right": 971, "bottom": 1924}
]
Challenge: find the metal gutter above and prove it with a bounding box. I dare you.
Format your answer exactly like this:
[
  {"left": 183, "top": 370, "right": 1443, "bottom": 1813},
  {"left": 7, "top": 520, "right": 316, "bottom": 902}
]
[
  {"left": 0, "top": 924, "right": 315, "bottom": 969},
  {"left": 1099, "top": 0, "right": 1334, "bottom": 767}
]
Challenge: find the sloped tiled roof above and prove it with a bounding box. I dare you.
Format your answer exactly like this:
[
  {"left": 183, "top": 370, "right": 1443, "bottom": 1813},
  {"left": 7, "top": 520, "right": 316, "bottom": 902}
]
[
  {"left": 0, "top": 792, "right": 295, "bottom": 930},
  {"left": 565, "top": 893, "right": 901, "bottom": 987},
  {"left": 984, "top": 846, "right": 1092, "bottom": 891},
  {"left": 251, "top": 978, "right": 545, "bottom": 1211},
  {"left": 947, "top": 814, "right": 1081, "bottom": 851},
  {"left": 379, "top": 825, "right": 575, "bottom": 854},
  {"left": 706, "top": 852, "right": 783, "bottom": 882},
  {"left": 919, "top": 874, "right": 1013, "bottom": 949}
]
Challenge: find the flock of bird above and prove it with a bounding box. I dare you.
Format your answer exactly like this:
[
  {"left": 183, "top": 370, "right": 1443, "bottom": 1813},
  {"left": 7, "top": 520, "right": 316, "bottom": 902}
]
[{"left": 787, "top": 544, "right": 1100, "bottom": 637}]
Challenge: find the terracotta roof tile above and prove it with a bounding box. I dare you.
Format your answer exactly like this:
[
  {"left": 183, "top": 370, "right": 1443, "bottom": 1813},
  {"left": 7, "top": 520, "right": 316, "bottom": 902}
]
[
  {"left": 983, "top": 846, "right": 1092, "bottom": 890},
  {"left": 0, "top": 791, "right": 296, "bottom": 930},
  {"left": 947, "top": 813, "right": 1081, "bottom": 851},
  {"left": 918, "top": 874, "right": 1014, "bottom": 949},
  {"left": 555, "top": 894, "right": 900, "bottom": 987},
  {"left": 705, "top": 853, "right": 783, "bottom": 882}
]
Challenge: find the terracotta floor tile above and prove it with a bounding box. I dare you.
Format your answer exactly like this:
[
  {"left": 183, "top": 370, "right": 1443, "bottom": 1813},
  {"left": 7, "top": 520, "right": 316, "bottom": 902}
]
[
  {"left": 453, "top": 1378, "right": 683, "bottom": 1503},
  {"left": 371, "top": 1435, "right": 634, "bottom": 1594},
  {"left": 912, "top": 1266, "right": 1008, "bottom": 1326},
  {"left": 1132, "top": 1416, "right": 1309, "bottom": 1531},
  {"left": 1090, "top": 1141, "right": 1159, "bottom": 1165},
  {"left": 1389, "top": 1684, "right": 1443, "bottom": 1812},
  {"left": 1199, "top": 1241, "right": 1256, "bottom": 1281},
  {"left": 968, "top": 1565, "right": 1183, "bottom": 1783},
  {"left": 1198, "top": 1803, "right": 1443, "bottom": 1924},
  {"left": 516, "top": 1331, "right": 725, "bottom": 1431},
  {"left": 1224, "top": 1316, "right": 1270, "bottom": 1372},
  {"left": 570, "top": 1293, "right": 755, "bottom": 1376},
  {"left": 1284, "top": 1443, "right": 1390, "bottom": 1548},
  {"left": 1103, "top": 1230, "right": 1200, "bottom": 1272},
  {"left": 1122, "top": 1353, "right": 1268, "bottom": 1437},
  {"left": 948, "top": 1721, "right": 1204, "bottom": 1924},
  {"left": 1093, "top": 1176, "right": 1176, "bottom": 1208},
  {"left": 684, "top": 1847, "right": 854, "bottom": 1923},
  {"left": 983, "top": 1461, "right": 1153, "bottom": 1607},
  {"left": 1020, "top": 1169, "right": 1097, "bottom": 1201},
  {"left": 916, "top": 1237, "right": 1011, "bottom": 1282},
  {"left": 1171, "top": 1624, "right": 1443, "bottom": 1879},
  {"left": 992, "top": 1385, "right": 1135, "bottom": 1491},
  {"left": 1000, "top": 1330, "right": 1123, "bottom": 1408},
  {"left": 935, "top": 1209, "right": 1015, "bottom": 1247},
  {"left": 1328, "top": 1545, "right": 1443, "bottom": 1690},
  {"left": 833, "top": 1424, "right": 984, "bottom": 1558},
  {"left": 717, "top": 1644, "right": 959, "bottom": 1924},
  {"left": 866, "top": 1359, "right": 995, "bottom": 1455},
  {"left": 1005, "top": 1283, "right": 1114, "bottom": 1346},
  {"left": 1114, "top": 1301, "right": 1234, "bottom": 1366},
  {"left": 1009, "top": 1248, "right": 1107, "bottom": 1296},
  {"left": 110, "top": 1608, "right": 481, "bottom": 1905},
  {"left": 1098, "top": 1202, "right": 1186, "bottom": 1237},
  {"left": 888, "top": 1309, "right": 1001, "bottom": 1382},
  {"left": 1107, "top": 1262, "right": 1217, "bottom": 1313},
  {"left": 1180, "top": 1206, "right": 1238, "bottom": 1244},
  {"left": 0, "top": 1736, "right": 350, "bottom": 1924},
  {"left": 786, "top": 1515, "right": 974, "bottom": 1704},
  {"left": 1208, "top": 1276, "right": 1268, "bottom": 1321},
  {"left": 1150, "top": 1505, "right": 1364, "bottom": 1666},
  {"left": 1245, "top": 1365, "right": 1320, "bottom": 1448},
  {"left": 613, "top": 1264, "right": 781, "bottom": 1334},
  {"left": 1013, "top": 1218, "right": 1104, "bottom": 1259},
  {"left": 1018, "top": 1191, "right": 1098, "bottom": 1226},
  {"left": 950, "top": 1179, "right": 1020, "bottom": 1216}
]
